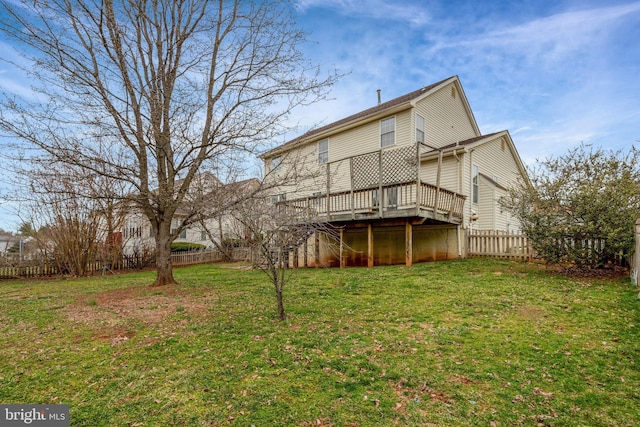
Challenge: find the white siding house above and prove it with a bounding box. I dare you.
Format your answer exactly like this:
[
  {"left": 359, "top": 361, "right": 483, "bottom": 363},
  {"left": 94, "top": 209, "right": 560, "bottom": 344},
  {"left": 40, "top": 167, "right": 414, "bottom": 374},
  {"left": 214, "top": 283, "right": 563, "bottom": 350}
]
[{"left": 261, "top": 76, "right": 530, "bottom": 267}]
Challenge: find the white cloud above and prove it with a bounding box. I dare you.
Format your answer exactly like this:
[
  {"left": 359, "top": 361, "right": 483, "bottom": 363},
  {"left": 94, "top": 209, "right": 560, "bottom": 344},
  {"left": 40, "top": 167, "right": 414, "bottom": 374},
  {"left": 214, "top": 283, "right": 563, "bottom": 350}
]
[
  {"left": 429, "top": 2, "right": 640, "bottom": 65},
  {"left": 296, "top": 0, "right": 431, "bottom": 26}
]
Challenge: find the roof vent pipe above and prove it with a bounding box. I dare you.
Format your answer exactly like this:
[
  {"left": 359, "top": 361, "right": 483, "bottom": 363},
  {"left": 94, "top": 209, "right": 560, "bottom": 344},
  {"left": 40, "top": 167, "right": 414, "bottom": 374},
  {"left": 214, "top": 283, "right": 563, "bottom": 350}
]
[{"left": 377, "top": 89, "right": 381, "bottom": 105}]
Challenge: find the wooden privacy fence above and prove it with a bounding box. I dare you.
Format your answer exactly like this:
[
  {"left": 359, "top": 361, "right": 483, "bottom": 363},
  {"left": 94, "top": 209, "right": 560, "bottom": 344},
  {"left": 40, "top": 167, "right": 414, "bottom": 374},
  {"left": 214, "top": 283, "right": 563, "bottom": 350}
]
[
  {"left": 467, "top": 230, "right": 533, "bottom": 261},
  {"left": 0, "top": 248, "right": 255, "bottom": 279}
]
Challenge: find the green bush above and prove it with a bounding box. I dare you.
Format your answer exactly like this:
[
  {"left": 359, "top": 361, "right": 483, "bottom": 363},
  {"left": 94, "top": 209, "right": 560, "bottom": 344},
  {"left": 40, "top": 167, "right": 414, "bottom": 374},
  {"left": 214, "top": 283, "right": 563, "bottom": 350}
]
[{"left": 171, "top": 242, "right": 206, "bottom": 252}]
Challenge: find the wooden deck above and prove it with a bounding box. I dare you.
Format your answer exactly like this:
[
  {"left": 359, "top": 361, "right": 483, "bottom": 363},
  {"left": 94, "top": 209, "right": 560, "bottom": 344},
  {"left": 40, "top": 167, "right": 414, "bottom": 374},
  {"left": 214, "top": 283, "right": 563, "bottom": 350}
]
[{"left": 276, "top": 180, "right": 466, "bottom": 225}]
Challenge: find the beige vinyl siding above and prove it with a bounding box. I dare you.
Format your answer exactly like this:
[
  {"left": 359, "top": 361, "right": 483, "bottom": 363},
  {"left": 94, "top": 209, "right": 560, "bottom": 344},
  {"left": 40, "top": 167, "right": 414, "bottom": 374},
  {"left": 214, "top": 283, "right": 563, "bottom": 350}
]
[
  {"left": 419, "top": 155, "right": 462, "bottom": 193},
  {"left": 265, "top": 141, "right": 325, "bottom": 198},
  {"left": 414, "top": 83, "right": 478, "bottom": 148},
  {"left": 280, "top": 109, "right": 414, "bottom": 196},
  {"left": 476, "top": 175, "right": 496, "bottom": 229},
  {"left": 394, "top": 110, "right": 412, "bottom": 147},
  {"left": 464, "top": 135, "right": 523, "bottom": 231}
]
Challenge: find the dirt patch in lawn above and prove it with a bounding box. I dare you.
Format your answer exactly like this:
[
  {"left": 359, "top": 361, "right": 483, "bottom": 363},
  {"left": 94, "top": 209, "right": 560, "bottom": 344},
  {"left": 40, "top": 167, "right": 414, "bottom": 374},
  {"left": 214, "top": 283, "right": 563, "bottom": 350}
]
[{"left": 65, "top": 285, "right": 212, "bottom": 342}]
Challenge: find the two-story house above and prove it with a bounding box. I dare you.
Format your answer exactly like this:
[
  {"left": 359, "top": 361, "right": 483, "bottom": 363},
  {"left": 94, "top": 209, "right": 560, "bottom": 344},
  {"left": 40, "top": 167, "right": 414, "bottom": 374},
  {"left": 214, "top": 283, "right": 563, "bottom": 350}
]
[
  {"left": 106, "top": 175, "right": 261, "bottom": 257},
  {"left": 260, "top": 75, "right": 529, "bottom": 267}
]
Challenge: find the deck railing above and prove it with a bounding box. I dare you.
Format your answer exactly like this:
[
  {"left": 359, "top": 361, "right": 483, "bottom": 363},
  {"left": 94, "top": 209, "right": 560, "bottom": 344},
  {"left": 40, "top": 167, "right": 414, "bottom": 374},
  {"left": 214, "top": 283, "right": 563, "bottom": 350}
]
[{"left": 276, "top": 180, "right": 466, "bottom": 223}]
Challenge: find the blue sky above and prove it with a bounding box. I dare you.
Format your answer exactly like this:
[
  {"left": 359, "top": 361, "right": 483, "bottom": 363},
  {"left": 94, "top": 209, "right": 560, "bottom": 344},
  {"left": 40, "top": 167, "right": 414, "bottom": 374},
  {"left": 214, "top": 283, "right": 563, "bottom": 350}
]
[
  {"left": 1, "top": 0, "right": 639, "bottom": 232},
  {"left": 290, "top": 0, "right": 640, "bottom": 164}
]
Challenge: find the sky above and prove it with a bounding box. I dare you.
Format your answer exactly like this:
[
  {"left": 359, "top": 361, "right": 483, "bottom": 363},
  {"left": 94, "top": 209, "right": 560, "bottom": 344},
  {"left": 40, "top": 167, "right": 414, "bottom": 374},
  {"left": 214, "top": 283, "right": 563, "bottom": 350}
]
[
  {"left": 290, "top": 0, "right": 640, "bottom": 162},
  {"left": 0, "top": 0, "right": 639, "bottom": 232}
]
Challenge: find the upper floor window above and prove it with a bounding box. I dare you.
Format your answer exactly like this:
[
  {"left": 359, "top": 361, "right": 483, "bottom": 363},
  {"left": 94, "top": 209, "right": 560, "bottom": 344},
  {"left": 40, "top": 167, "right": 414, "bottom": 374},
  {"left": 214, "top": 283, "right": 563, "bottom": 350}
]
[
  {"left": 472, "top": 164, "right": 479, "bottom": 204},
  {"left": 271, "top": 155, "right": 281, "bottom": 172},
  {"left": 380, "top": 117, "right": 395, "bottom": 147},
  {"left": 416, "top": 114, "right": 425, "bottom": 143},
  {"left": 318, "top": 139, "right": 328, "bottom": 164}
]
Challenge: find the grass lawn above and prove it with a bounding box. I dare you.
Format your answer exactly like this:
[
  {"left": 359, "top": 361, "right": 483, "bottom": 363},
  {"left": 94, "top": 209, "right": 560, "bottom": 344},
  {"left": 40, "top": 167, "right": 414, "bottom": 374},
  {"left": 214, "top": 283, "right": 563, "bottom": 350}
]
[{"left": 0, "top": 258, "right": 639, "bottom": 426}]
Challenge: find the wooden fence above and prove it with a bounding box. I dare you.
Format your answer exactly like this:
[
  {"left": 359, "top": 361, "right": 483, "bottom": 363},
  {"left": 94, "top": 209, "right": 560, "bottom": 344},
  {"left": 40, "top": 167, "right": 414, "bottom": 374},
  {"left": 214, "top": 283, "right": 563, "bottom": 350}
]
[
  {"left": 466, "top": 230, "right": 533, "bottom": 261},
  {"left": 0, "top": 248, "right": 254, "bottom": 280}
]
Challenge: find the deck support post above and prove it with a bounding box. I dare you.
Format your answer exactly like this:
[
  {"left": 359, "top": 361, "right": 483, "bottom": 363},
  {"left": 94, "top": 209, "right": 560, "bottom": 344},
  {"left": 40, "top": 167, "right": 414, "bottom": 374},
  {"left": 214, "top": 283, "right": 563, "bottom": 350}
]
[
  {"left": 405, "top": 222, "right": 413, "bottom": 267},
  {"left": 340, "top": 228, "right": 345, "bottom": 268},
  {"left": 416, "top": 142, "right": 421, "bottom": 215},
  {"left": 367, "top": 223, "right": 374, "bottom": 268},
  {"left": 326, "top": 163, "right": 331, "bottom": 222},
  {"left": 378, "top": 150, "right": 384, "bottom": 218}
]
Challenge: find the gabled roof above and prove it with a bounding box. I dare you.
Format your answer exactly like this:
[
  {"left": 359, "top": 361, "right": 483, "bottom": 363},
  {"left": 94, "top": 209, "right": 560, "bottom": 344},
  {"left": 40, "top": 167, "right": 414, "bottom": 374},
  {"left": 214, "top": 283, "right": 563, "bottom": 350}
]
[
  {"left": 422, "top": 130, "right": 531, "bottom": 187},
  {"left": 262, "top": 75, "right": 479, "bottom": 158},
  {"left": 479, "top": 172, "right": 508, "bottom": 191}
]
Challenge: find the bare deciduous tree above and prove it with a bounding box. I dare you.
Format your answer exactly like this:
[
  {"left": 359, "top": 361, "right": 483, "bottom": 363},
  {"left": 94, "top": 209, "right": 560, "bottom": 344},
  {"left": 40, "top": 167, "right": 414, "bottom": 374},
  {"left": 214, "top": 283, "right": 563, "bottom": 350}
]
[
  {"left": 22, "top": 164, "right": 106, "bottom": 276},
  {"left": 231, "top": 192, "right": 345, "bottom": 321},
  {"left": 0, "top": 0, "right": 337, "bottom": 285},
  {"left": 226, "top": 150, "right": 347, "bottom": 320}
]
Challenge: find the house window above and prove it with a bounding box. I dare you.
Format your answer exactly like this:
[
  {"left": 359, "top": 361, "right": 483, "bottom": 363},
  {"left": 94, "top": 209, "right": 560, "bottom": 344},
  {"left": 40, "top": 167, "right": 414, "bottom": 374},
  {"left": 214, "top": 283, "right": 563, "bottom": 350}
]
[
  {"left": 271, "top": 193, "right": 286, "bottom": 203},
  {"left": 271, "top": 156, "right": 281, "bottom": 172},
  {"left": 124, "top": 221, "right": 142, "bottom": 238},
  {"left": 318, "top": 139, "right": 328, "bottom": 164},
  {"left": 380, "top": 117, "right": 395, "bottom": 147},
  {"left": 386, "top": 187, "right": 397, "bottom": 208},
  {"left": 416, "top": 114, "right": 425, "bottom": 143},
  {"left": 172, "top": 228, "right": 187, "bottom": 239},
  {"left": 372, "top": 188, "right": 397, "bottom": 208},
  {"left": 200, "top": 231, "right": 207, "bottom": 241},
  {"left": 472, "top": 164, "right": 479, "bottom": 204},
  {"left": 171, "top": 219, "right": 187, "bottom": 239}
]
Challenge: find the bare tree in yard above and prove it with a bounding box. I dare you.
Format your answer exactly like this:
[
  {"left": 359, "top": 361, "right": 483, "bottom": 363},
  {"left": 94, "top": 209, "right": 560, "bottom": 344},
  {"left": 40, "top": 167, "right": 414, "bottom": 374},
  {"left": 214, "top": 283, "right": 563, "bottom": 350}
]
[
  {"left": 223, "top": 150, "right": 346, "bottom": 320},
  {"left": 0, "top": 1, "right": 337, "bottom": 285},
  {"left": 22, "top": 163, "right": 108, "bottom": 277},
  {"left": 231, "top": 190, "right": 344, "bottom": 321}
]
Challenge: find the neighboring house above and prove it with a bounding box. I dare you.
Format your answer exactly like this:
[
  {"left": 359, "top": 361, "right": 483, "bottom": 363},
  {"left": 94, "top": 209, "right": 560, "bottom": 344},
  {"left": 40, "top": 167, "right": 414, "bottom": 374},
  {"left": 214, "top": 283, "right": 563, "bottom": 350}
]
[
  {"left": 107, "top": 176, "right": 261, "bottom": 256},
  {"left": 0, "top": 231, "right": 16, "bottom": 261},
  {"left": 260, "top": 75, "right": 529, "bottom": 267}
]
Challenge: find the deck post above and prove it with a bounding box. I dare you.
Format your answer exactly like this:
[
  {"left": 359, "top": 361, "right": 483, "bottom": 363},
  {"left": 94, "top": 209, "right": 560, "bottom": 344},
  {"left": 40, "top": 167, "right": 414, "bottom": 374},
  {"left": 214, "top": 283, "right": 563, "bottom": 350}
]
[
  {"left": 314, "top": 231, "right": 320, "bottom": 267},
  {"left": 303, "top": 239, "right": 308, "bottom": 267},
  {"left": 434, "top": 149, "right": 443, "bottom": 215},
  {"left": 367, "top": 223, "right": 374, "bottom": 268},
  {"left": 416, "top": 142, "right": 421, "bottom": 215},
  {"left": 405, "top": 221, "right": 413, "bottom": 267},
  {"left": 350, "top": 157, "right": 355, "bottom": 219},
  {"left": 326, "top": 163, "right": 331, "bottom": 221},
  {"left": 378, "top": 150, "right": 384, "bottom": 218},
  {"left": 340, "top": 228, "right": 345, "bottom": 268}
]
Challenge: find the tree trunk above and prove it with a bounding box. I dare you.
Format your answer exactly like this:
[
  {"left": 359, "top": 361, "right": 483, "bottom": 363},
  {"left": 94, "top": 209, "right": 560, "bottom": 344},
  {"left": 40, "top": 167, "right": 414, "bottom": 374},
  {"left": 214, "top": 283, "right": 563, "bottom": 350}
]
[
  {"left": 153, "top": 222, "right": 177, "bottom": 286},
  {"left": 276, "top": 285, "right": 286, "bottom": 321}
]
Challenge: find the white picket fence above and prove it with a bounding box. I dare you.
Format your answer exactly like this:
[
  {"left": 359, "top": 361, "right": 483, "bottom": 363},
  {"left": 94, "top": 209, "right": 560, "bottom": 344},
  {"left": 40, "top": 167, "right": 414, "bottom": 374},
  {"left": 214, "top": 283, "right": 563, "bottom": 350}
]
[{"left": 466, "top": 230, "right": 533, "bottom": 261}]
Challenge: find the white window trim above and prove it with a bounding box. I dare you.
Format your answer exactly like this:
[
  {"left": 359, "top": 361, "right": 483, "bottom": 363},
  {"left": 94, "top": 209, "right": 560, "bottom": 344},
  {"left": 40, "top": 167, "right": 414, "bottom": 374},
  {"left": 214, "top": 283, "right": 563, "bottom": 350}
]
[{"left": 380, "top": 116, "right": 396, "bottom": 148}]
